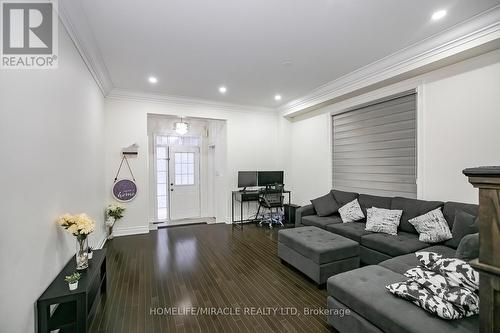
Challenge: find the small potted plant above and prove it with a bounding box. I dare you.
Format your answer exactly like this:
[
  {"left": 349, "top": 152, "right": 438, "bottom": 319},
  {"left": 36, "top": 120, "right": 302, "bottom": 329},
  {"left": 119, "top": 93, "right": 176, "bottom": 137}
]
[
  {"left": 65, "top": 272, "right": 81, "bottom": 291},
  {"left": 87, "top": 246, "right": 93, "bottom": 259}
]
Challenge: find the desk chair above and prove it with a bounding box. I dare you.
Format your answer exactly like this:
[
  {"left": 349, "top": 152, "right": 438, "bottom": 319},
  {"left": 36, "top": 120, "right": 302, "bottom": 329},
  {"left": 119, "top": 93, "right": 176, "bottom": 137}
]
[{"left": 257, "top": 184, "right": 285, "bottom": 229}]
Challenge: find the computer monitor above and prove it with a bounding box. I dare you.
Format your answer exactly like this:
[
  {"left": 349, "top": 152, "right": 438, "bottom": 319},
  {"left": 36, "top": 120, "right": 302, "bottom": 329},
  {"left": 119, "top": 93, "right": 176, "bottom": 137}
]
[
  {"left": 257, "top": 171, "right": 284, "bottom": 186},
  {"left": 238, "top": 171, "right": 258, "bottom": 188}
]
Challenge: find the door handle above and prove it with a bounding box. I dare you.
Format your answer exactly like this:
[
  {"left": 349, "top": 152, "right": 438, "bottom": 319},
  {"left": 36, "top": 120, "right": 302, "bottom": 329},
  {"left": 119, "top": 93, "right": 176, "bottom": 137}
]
[{"left": 170, "top": 189, "right": 174, "bottom": 191}]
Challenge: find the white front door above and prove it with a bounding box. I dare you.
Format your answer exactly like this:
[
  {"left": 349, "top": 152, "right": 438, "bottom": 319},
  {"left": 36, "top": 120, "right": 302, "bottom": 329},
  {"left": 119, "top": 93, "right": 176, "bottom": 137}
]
[{"left": 169, "top": 146, "right": 201, "bottom": 220}]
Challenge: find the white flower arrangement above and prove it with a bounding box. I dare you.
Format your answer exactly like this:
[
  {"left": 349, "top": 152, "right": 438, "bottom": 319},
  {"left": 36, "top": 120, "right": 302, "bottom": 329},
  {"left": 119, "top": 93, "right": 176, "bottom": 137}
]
[
  {"left": 57, "top": 213, "right": 95, "bottom": 238},
  {"left": 106, "top": 204, "right": 125, "bottom": 221}
]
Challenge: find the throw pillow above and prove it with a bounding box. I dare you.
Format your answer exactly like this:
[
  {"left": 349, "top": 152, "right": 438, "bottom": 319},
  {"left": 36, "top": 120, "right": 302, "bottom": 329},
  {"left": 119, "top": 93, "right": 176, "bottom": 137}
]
[
  {"left": 365, "top": 207, "right": 402, "bottom": 235},
  {"left": 408, "top": 208, "right": 452, "bottom": 243},
  {"left": 445, "top": 210, "right": 479, "bottom": 249},
  {"left": 310, "top": 192, "right": 339, "bottom": 217},
  {"left": 338, "top": 199, "right": 364, "bottom": 223},
  {"left": 386, "top": 280, "right": 465, "bottom": 320},
  {"left": 456, "top": 233, "right": 479, "bottom": 261}
]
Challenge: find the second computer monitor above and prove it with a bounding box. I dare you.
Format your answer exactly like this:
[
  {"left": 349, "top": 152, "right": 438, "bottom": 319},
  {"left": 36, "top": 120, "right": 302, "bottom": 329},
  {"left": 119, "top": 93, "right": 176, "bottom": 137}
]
[{"left": 258, "top": 171, "right": 284, "bottom": 186}]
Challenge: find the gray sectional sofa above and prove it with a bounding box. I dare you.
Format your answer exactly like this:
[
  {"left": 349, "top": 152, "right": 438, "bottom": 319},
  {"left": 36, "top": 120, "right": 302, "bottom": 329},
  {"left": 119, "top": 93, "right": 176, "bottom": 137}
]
[{"left": 295, "top": 189, "right": 479, "bottom": 333}]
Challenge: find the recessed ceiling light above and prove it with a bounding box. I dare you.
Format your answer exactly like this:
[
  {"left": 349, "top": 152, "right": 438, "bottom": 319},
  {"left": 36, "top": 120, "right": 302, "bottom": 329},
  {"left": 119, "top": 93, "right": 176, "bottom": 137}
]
[
  {"left": 274, "top": 94, "right": 282, "bottom": 101},
  {"left": 219, "top": 86, "right": 227, "bottom": 94},
  {"left": 431, "top": 10, "right": 447, "bottom": 21},
  {"left": 148, "top": 76, "right": 158, "bottom": 84}
]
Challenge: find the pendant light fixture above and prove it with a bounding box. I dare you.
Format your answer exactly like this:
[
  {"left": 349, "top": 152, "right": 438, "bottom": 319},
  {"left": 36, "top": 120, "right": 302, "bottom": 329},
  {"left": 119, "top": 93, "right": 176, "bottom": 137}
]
[{"left": 174, "top": 117, "right": 189, "bottom": 135}]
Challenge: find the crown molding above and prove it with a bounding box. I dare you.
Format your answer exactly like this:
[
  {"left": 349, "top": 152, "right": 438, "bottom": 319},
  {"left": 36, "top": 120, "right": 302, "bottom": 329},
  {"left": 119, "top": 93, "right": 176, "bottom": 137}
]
[
  {"left": 107, "top": 89, "right": 275, "bottom": 113},
  {"left": 280, "top": 5, "right": 500, "bottom": 117},
  {"left": 58, "top": 0, "right": 113, "bottom": 95}
]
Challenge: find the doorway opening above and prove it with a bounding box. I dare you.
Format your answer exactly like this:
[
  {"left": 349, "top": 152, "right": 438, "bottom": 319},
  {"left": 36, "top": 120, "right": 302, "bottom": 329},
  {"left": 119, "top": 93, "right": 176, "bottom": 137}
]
[
  {"left": 148, "top": 115, "right": 227, "bottom": 227},
  {"left": 155, "top": 135, "right": 201, "bottom": 221}
]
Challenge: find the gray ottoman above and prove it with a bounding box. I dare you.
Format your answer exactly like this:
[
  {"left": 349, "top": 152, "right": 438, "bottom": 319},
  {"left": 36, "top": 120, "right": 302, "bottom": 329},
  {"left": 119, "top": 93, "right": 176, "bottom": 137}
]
[{"left": 278, "top": 226, "right": 359, "bottom": 285}]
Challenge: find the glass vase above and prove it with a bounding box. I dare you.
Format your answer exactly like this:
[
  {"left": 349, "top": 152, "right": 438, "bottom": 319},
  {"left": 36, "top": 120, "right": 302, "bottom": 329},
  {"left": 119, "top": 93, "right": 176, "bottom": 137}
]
[{"left": 76, "top": 236, "right": 89, "bottom": 270}]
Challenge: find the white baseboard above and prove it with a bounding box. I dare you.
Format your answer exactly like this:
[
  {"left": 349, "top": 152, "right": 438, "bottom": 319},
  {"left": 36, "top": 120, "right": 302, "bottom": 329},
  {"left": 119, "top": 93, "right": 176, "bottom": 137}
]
[
  {"left": 112, "top": 225, "right": 150, "bottom": 237},
  {"left": 96, "top": 236, "right": 107, "bottom": 249}
]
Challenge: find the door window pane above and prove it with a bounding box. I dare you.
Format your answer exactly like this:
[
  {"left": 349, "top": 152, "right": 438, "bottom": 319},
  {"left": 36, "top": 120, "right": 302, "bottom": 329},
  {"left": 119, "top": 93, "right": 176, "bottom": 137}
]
[
  {"left": 158, "top": 208, "right": 167, "bottom": 220},
  {"left": 157, "top": 196, "right": 167, "bottom": 208},
  {"left": 156, "top": 135, "right": 200, "bottom": 147},
  {"left": 157, "top": 184, "right": 166, "bottom": 196},
  {"left": 174, "top": 152, "right": 195, "bottom": 185},
  {"left": 157, "top": 160, "right": 167, "bottom": 171},
  {"left": 157, "top": 172, "right": 167, "bottom": 183},
  {"left": 156, "top": 147, "right": 167, "bottom": 159}
]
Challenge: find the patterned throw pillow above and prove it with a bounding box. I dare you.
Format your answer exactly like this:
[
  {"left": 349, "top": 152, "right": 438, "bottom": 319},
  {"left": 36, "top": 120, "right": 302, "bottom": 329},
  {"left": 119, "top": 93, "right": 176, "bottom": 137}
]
[
  {"left": 386, "top": 280, "right": 465, "bottom": 320},
  {"left": 408, "top": 208, "right": 452, "bottom": 243},
  {"left": 387, "top": 251, "right": 480, "bottom": 320},
  {"left": 338, "top": 199, "right": 364, "bottom": 223},
  {"left": 365, "top": 207, "right": 402, "bottom": 235}
]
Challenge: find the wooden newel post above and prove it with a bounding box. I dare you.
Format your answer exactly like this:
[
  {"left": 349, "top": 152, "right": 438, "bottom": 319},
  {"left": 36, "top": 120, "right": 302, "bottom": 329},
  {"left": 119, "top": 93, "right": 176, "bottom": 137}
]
[{"left": 463, "top": 167, "right": 500, "bottom": 333}]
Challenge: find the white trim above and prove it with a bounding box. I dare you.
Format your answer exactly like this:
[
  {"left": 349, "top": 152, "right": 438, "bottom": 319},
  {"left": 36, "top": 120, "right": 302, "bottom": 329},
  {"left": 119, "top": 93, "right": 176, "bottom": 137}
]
[
  {"left": 112, "top": 225, "right": 150, "bottom": 237},
  {"left": 416, "top": 84, "right": 426, "bottom": 200},
  {"left": 96, "top": 236, "right": 107, "bottom": 250},
  {"left": 281, "top": 5, "right": 500, "bottom": 117},
  {"left": 58, "top": 0, "right": 113, "bottom": 95},
  {"left": 108, "top": 89, "right": 275, "bottom": 114},
  {"left": 323, "top": 80, "right": 422, "bottom": 118}
]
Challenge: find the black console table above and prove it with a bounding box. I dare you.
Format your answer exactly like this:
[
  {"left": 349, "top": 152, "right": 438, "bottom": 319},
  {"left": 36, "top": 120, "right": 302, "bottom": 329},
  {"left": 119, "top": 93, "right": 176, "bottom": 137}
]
[{"left": 37, "top": 249, "right": 107, "bottom": 333}]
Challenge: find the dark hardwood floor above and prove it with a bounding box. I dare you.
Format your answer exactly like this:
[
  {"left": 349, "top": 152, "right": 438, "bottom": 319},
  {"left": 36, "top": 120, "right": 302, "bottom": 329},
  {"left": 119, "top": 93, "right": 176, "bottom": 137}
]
[{"left": 89, "top": 223, "right": 334, "bottom": 333}]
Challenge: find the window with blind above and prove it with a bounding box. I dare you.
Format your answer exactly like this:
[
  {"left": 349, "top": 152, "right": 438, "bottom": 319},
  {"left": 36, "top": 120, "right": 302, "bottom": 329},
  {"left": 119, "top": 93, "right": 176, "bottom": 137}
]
[{"left": 332, "top": 92, "right": 417, "bottom": 198}]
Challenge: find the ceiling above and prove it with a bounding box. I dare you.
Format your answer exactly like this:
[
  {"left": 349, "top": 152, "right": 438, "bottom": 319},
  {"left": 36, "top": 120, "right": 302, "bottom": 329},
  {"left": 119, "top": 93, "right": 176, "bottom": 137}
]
[{"left": 80, "top": 0, "right": 500, "bottom": 107}]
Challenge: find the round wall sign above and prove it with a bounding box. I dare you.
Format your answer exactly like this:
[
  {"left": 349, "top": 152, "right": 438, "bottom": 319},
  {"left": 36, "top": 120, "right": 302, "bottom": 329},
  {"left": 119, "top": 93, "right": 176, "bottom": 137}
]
[{"left": 112, "top": 179, "right": 138, "bottom": 202}]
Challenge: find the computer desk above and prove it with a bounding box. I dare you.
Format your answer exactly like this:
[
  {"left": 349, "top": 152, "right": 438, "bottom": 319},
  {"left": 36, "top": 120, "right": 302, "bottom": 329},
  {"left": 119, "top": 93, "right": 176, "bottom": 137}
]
[{"left": 231, "top": 188, "right": 291, "bottom": 228}]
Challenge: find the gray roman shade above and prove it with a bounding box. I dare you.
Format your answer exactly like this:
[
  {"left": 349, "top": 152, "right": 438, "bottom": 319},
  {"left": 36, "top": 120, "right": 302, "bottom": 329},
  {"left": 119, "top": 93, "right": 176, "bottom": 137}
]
[{"left": 332, "top": 92, "right": 417, "bottom": 198}]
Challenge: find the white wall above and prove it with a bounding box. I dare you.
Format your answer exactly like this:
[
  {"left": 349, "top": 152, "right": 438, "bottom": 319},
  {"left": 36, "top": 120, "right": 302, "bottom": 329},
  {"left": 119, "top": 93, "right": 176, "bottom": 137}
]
[
  {"left": 104, "top": 97, "right": 280, "bottom": 235},
  {"left": 420, "top": 50, "right": 500, "bottom": 203},
  {"left": 280, "top": 112, "right": 332, "bottom": 205},
  {"left": 0, "top": 23, "right": 105, "bottom": 333},
  {"left": 285, "top": 49, "right": 500, "bottom": 205}
]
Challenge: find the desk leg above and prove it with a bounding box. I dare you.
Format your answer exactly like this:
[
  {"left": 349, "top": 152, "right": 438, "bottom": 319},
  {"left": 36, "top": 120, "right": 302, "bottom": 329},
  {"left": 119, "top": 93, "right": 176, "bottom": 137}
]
[
  {"left": 231, "top": 193, "right": 235, "bottom": 227},
  {"left": 240, "top": 197, "right": 244, "bottom": 229}
]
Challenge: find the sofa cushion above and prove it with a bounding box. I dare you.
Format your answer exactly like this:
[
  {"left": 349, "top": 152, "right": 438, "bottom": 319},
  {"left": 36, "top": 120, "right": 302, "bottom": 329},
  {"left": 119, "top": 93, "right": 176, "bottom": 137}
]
[
  {"left": 331, "top": 189, "right": 358, "bottom": 206},
  {"left": 310, "top": 192, "right": 339, "bottom": 217},
  {"left": 379, "top": 245, "right": 456, "bottom": 275},
  {"left": 338, "top": 199, "right": 365, "bottom": 223},
  {"left": 391, "top": 197, "right": 444, "bottom": 234},
  {"left": 278, "top": 226, "right": 359, "bottom": 264},
  {"left": 445, "top": 210, "right": 479, "bottom": 249},
  {"left": 302, "top": 215, "right": 342, "bottom": 229},
  {"left": 442, "top": 201, "right": 479, "bottom": 229},
  {"left": 408, "top": 208, "right": 452, "bottom": 243},
  {"left": 295, "top": 204, "right": 315, "bottom": 227},
  {"left": 327, "top": 265, "right": 479, "bottom": 333},
  {"left": 360, "top": 246, "right": 392, "bottom": 265},
  {"left": 358, "top": 194, "right": 393, "bottom": 216},
  {"left": 326, "top": 222, "right": 372, "bottom": 242},
  {"left": 456, "top": 233, "right": 479, "bottom": 261},
  {"left": 360, "top": 231, "right": 429, "bottom": 257}
]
